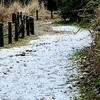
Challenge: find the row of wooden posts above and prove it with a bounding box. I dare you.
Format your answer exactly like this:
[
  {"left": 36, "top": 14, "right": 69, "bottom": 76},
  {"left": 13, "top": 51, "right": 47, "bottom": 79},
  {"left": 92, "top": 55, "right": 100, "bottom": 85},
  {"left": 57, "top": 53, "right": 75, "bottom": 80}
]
[
  {"left": 0, "top": 12, "right": 35, "bottom": 47},
  {"left": 0, "top": 10, "right": 53, "bottom": 47}
]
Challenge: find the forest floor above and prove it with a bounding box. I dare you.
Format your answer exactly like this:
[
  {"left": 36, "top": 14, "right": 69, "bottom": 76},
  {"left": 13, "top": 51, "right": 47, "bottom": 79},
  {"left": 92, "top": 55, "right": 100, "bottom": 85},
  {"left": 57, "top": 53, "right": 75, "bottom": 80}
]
[{"left": 0, "top": 21, "right": 93, "bottom": 100}]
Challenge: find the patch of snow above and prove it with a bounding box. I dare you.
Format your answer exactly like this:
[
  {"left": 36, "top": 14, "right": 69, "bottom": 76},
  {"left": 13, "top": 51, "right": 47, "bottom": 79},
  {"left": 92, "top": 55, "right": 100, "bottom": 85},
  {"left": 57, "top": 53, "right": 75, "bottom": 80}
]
[{"left": 0, "top": 26, "right": 93, "bottom": 100}]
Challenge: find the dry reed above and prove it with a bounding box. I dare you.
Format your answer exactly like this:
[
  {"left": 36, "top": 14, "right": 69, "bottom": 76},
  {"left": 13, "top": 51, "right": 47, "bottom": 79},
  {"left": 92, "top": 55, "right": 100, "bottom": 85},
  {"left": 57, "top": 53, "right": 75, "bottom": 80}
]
[{"left": 0, "top": 0, "right": 48, "bottom": 21}]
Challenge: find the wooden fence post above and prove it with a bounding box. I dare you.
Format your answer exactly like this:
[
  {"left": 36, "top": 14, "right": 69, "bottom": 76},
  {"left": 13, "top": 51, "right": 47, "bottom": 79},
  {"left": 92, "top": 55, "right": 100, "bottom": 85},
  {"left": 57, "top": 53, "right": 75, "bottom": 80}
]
[
  {"left": 19, "top": 12, "right": 22, "bottom": 22},
  {"left": 26, "top": 16, "right": 30, "bottom": 36},
  {"left": 21, "top": 20, "right": 25, "bottom": 39},
  {"left": 23, "top": 15, "right": 26, "bottom": 28},
  {"left": 30, "top": 17, "right": 34, "bottom": 35},
  {"left": 12, "top": 13, "right": 16, "bottom": 23},
  {"left": 0, "top": 23, "right": 4, "bottom": 47},
  {"left": 8, "top": 22, "right": 12, "bottom": 44},
  {"left": 23, "top": 15, "right": 26, "bottom": 20},
  {"left": 15, "top": 21, "right": 18, "bottom": 41},
  {"left": 51, "top": 9, "right": 53, "bottom": 19},
  {"left": 36, "top": 10, "right": 38, "bottom": 20},
  {"left": 17, "top": 12, "right": 20, "bottom": 26}
]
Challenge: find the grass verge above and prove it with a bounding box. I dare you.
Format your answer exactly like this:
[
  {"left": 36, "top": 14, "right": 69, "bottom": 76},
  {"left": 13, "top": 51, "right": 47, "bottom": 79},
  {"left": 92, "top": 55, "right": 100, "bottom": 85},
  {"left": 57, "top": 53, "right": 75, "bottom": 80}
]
[
  {"left": 74, "top": 47, "right": 100, "bottom": 100},
  {"left": 78, "top": 78, "right": 100, "bottom": 100},
  {"left": 53, "top": 20, "right": 88, "bottom": 28},
  {"left": 0, "top": 33, "right": 38, "bottom": 49},
  {"left": 70, "top": 50, "right": 86, "bottom": 60},
  {"left": 69, "top": 48, "right": 100, "bottom": 100}
]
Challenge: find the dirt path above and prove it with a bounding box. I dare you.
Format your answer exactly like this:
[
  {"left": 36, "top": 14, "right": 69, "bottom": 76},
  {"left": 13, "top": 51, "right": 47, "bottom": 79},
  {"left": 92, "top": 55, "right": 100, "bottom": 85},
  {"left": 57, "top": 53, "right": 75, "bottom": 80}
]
[
  {"left": 0, "top": 23, "right": 93, "bottom": 100},
  {"left": 34, "top": 21, "right": 59, "bottom": 36}
]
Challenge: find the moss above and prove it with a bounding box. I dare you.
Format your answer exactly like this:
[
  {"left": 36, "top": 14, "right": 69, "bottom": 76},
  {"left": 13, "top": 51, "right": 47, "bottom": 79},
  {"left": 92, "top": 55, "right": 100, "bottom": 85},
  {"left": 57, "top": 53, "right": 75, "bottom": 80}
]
[{"left": 70, "top": 50, "right": 86, "bottom": 60}]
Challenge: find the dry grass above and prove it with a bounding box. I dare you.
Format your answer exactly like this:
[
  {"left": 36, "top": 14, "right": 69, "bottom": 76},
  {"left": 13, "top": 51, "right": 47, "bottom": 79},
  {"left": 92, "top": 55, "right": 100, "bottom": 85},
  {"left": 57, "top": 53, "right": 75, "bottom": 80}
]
[
  {"left": 0, "top": 2, "right": 22, "bottom": 21},
  {"left": 19, "top": 1, "right": 39, "bottom": 16},
  {"left": 0, "top": 5, "right": 9, "bottom": 21},
  {"left": 78, "top": 5, "right": 100, "bottom": 100},
  {"left": 0, "top": 1, "right": 50, "bottom": 21}
]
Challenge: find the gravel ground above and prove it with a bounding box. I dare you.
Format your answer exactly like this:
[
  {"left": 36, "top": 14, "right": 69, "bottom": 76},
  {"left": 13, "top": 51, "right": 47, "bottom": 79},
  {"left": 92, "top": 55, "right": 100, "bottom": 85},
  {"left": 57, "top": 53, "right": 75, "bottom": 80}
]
[{"left": 0, "top": 25, "right": 93, "bottom": 100}]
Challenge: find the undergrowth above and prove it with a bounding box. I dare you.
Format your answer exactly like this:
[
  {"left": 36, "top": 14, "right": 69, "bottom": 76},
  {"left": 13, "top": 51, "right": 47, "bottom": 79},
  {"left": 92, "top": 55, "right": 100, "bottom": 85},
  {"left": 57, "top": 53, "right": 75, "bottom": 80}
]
[
  {"left": 72, "top": 48, "right": 100, "bottom": 100},
  {"left": 53, "top": 20, "right": 88, "bottom": 28}
]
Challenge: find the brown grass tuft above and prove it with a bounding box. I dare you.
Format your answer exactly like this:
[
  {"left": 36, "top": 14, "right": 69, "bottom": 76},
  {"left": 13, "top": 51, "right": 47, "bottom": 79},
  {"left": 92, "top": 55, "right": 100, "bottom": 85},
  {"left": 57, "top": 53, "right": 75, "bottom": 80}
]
[
  {"left": 0, "top": 1, "right": 41, "bottom": 21},
  {"left": 19, "top": 1, "right": 39, "bottom": 16}
]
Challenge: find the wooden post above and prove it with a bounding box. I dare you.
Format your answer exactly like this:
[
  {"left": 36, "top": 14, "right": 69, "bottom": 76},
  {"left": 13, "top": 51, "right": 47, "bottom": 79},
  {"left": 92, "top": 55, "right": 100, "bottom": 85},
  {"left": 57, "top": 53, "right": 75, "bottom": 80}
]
[
  {"left": 15, "top": 21, "right": 18, "bottom": 41},
  {"left": 8, "top": 22, "right": 12, "bottom": 44},
  {"left": 23, "top": 15, "right": 26, "bottom": 23},
  {"left": 36, "top": 10, "right": 38, "bottom": 20},
  {"left": 51, "top": 9, "right": 53, "bottom": 19},
  {"left": 23, "top": 15, "right": 26, "bottom": 28},
  {"left": 21, "top": 20, "right": 25, "bottom": 38},
  {"left": 17, "top": 12, "right": 20, "bottom": 26},
  {"left": 19, "top": 12, "right": 22, "bottom": 25},
  {"left": 30, "top": 17, "right": 34, "bottom": 35},
  {"left": 0, "top": 23, "right": 4, "bottom": 47},
  {"left": 23, "top": 15, "right": 26, "bottom": 20},
  {"left": 26, "top": 16, "right": 30, "bottom": 36},
  {"left": 12, "top": 13, "right": 16, "bottom": 23},
  {"left": 19, "top": 12, "right": 22, "bottom": 22}
]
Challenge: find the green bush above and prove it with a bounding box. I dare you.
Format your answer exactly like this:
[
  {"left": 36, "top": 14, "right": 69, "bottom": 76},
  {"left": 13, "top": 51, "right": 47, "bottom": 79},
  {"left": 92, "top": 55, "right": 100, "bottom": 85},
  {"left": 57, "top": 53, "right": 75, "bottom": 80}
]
[
  {"left": 59, "top": 0, "right": 100, "bottom": 22},
  {"left": 60, "top": 0, "right": 87, "bottom": 22}
]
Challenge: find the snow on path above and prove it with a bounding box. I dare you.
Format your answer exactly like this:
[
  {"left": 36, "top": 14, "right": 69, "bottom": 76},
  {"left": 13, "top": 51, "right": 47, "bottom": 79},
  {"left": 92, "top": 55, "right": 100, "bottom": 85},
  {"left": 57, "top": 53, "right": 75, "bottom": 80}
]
[{"left": 0, "top": 26, "right": 93, "bottom": 100}]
